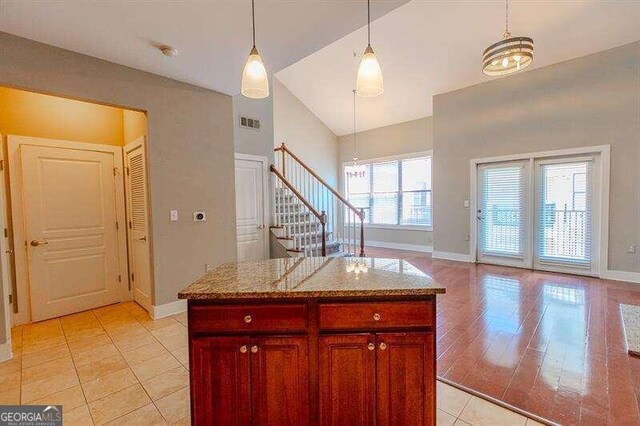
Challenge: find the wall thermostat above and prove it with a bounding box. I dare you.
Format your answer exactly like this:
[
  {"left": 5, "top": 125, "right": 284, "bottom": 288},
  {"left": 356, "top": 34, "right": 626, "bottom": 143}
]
[{"left": 193, "top": 211, "right": 206, "bottom": 222}]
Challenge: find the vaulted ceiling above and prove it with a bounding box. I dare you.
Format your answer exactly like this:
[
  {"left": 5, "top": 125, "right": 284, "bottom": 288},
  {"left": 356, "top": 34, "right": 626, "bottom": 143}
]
[
  {"left": 0, "top": 0, "right": 407, "bottom": 95},
  {"left": 276, "top": 1, "right": 640, "bottom": 135}
]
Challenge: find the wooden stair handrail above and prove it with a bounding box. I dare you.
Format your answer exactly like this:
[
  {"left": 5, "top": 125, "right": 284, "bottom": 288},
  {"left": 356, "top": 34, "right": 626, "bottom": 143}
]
[
  {"left": 275, "top": 143, "right": 364, "bottom": 221},
  {"left": 271, "top": 165, "right": 325, "bottom": 223}
]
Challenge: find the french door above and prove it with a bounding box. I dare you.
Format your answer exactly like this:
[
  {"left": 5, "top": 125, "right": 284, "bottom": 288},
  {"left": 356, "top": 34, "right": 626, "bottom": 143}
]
[{"left": 477, "top": 155, "right": 599, "bottom": 276}]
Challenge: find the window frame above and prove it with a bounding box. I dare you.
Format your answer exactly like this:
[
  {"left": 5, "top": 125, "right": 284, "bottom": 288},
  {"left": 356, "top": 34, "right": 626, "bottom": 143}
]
[{"left": 342, "top": 151, "right": 433, "bottom": 231}]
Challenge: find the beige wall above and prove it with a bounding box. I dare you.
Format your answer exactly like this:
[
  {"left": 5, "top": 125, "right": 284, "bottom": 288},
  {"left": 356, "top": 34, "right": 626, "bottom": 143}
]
[
  {"left": 433, "top": 41, "right": 640, "bottom": 274},
  {"left": 123, "top": 109, "right": 147, "bottom": 144},
  {"left": 273, "top": 78, "right": 339, "bottom": 185},
  {"left": 338, "top": 117, "right": 433, "bottom": 249},
  {"left": 0, "top": 86, "right": 125, "bottom": 145},
  {"left": 233, "top": 92, "right": 274, "bottom": 163},
  {"left": 0, "top": 32, "right": 236, "bottom": 312}
]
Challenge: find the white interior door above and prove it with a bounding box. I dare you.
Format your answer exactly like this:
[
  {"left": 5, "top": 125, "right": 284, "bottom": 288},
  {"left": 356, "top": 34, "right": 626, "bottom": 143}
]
[
  {"left": 477, "top": 161, "right": 531, "bottom": 268},
  {"left": 21, "top": 144, "right": 121, "bottom": 321},
  {"left": 534, "top": 156, "right": 599, "bottom": 275},
  {"left": 235, "top": 156, "right": 267, "bottom": 261},
  {"left": 124, "top": 137, "right": 152, "bottom": 311}
]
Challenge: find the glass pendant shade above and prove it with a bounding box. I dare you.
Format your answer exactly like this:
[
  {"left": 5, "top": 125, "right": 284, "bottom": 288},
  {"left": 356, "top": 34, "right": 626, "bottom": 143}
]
[
  {"left": 356, "top": 45, "right": 383, "bottom": 97},
  {"left": 482, "top": 36, "right": 534, "bottom": 76},
  {"left": 241, "top": 46, "right": 269, "bottom": 99}
]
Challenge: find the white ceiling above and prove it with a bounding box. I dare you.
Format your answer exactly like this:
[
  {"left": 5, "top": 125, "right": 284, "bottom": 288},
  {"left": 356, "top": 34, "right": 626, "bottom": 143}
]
[
  {"left": 0, "top": 0, "right": 407, "bottom": 95},
  {"left": 276, "top": 0, "right": 640, "bottom": 136}
]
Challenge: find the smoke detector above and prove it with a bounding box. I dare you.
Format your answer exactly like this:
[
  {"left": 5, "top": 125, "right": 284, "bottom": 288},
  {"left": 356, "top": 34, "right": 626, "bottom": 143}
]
[{"left": 159, "top": 45, "right": 178, "bottom": 57}]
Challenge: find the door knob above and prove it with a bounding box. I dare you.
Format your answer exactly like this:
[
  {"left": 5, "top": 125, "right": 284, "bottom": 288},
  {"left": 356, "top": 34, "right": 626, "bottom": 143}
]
[
  {"left": 30, "top": 240, "right": 48, "bottom": 247},
  {"left": 257, "top": 225, "right": 264, "bottom": 229},
  {"left": 138, "top": 236, "right": 147, "bottom": 242}
]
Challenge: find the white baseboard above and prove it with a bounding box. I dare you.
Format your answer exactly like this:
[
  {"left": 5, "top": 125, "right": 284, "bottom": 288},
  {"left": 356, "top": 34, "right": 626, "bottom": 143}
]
[
  {"left": 601, "top": 270, "right": 640, "bottom": 284},
  {"left": 366, "top": 240, "right": 433, "bottom": 253},
  {"left": 0, "top": 340, "right": 13, "bottom": 363},
  {"left": 152, "top": 299, "right": 187, "bottom": 319},
  {"left": 432, "top": 251, "right": 472, "bottom": 262}
]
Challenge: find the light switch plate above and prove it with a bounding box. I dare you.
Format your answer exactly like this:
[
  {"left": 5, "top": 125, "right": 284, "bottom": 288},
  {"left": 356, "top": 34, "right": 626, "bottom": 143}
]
[
  {"left": 170, "top": 210, "right": 179, "bottom": 221},
  {"left": 463, "top": 200, "right": 470, "bottom": 208}
]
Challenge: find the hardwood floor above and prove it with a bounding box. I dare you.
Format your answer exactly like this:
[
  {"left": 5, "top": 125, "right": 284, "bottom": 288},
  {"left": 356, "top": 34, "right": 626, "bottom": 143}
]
[{"left": 366, "top": 247, "right": 640, "bottom": 426}]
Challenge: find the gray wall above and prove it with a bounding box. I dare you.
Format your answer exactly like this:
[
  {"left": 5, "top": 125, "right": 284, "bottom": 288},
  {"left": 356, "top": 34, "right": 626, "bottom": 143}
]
[
  {"left": 433, "top": 41, "right": 640, "bottom": 273},
  {"left": 273, "top": 78, "right": 339, "bottom": 185},
  {"left": 338, "top": 117, "right": 433, "bottom": 249},
  {"left": 0, "top": 32, "right": 236, "bottom": 311},
  {"left": 233, "top": 92, "right": 274, "bottom": 163}
]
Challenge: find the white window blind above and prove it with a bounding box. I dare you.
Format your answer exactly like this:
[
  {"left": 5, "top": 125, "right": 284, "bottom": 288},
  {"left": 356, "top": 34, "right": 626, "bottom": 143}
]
[
  {"left": 344, "top": 155, "right": 432, "bottom": 226},
  {"left": 479, "top": 165, "right": 524, "bottom": 257},
  {"left": 537, "top": 161, "right": 591, "bottom": 267}
]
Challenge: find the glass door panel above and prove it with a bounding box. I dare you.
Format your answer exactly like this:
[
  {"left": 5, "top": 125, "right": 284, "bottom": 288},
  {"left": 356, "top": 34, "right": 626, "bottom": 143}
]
[
  {"left": 477, "top": 161, "right": 530, "bottom": 268},
  {"left": 534, "top": 158, "right": 596, "bottom": 274}
]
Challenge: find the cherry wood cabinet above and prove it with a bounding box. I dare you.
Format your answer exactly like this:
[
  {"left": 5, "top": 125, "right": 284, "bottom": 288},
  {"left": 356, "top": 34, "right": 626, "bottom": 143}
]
[{"left": 187, "top": 298, "right": 437, "bottom": 425}]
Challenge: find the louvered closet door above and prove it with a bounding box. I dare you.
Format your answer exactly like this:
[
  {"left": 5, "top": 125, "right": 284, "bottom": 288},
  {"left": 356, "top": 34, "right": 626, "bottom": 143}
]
[
  {"left": 534, "top": 157, "right": 598, "bottom": 275},
  {"left": 477, "top": 161, "right": 531, "bottom": 268},
  {"left": 124, "top": 137, "right": 152, "bottom": 310}
]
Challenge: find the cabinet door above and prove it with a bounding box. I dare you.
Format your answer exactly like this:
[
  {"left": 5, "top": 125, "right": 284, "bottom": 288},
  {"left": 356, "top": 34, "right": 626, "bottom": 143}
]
[
  {"left": 250, "top": 336, "right": 309, "bottom": 426},
  {"left": 319, "top": 334, "right": 376, "bottom": 426},
  {"left": 190, "top": 336, "right": 251, "bottom": 425},
  {"left": 376, "top": 332, "right": 435, "bottom": 426}
]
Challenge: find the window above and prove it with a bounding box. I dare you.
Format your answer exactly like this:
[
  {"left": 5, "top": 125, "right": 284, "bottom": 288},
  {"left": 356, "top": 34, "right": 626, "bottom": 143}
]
[{"left": 344, "top": 154, "right": 432, "bottom": 227}]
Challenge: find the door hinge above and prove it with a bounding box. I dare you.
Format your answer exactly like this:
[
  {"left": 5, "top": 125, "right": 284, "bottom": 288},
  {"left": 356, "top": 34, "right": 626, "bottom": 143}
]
[
  {"left": 8, "top": 294, "right": 12, "bottom": 304},
  {"left": 113, "top": 167, "right": 119, "bottom": 176},
  {"left": 115, "top": 221, "right": 119, "bottom": 230},
  {"left": 126, "top": 167, "right": 130, "bottom": 176},
  {"left": 3, "top": 228, "right": 7, "bottom": 238},
  {"left": 118, "top": 275, "right": 121, "bottom": 283},
  {"left": 131, "top": 273, "right": 135, "bottom": 282},
  {"left": 128, "top": 221, "right": 132, "bottom": 229},
  {"left": 0, "top": 160, "right": 3, "bottom": 171}
]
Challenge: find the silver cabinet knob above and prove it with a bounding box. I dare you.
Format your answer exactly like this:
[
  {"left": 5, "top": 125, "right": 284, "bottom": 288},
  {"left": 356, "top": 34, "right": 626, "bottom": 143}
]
[
  {"left": 244, "top": 315, "right": 252, "bottom": 323},
  {"left": 367, "top": 343, "right": 375, "bottom": 351},
  {"left": 373, "top": 313, "right": 381, "bottom": 321},
  {"left": 379, "top": 342, "right": 387, "bottom": 351},
  {"left": 240, "top": 345, "right": 248, "bottom": 353}
]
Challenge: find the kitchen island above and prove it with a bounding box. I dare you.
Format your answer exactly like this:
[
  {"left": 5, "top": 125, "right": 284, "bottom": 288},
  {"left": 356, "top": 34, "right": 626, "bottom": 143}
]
[{"left": 178, "top": 256, "right": 446, "bottom": 425}]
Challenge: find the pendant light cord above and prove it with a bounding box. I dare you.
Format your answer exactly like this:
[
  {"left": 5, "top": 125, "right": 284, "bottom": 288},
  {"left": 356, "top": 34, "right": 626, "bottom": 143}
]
[
  {"left": 353, "top": 89, "right": 357, "bottom": 161},
  {"left": 504, "top": 0, "right": 510, "bottom": 37},
  {"left": 367, "top": 0, "right": 371, "bottom": 46},
  {"left": 252, "top": 0, "right": 256, "bottom": 47}
]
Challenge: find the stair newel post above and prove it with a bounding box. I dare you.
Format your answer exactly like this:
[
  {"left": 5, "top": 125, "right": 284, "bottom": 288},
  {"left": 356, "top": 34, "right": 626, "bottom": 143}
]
[
  {"left": 359, "top": 208, "right": 365, "bottom": 257},
  {"left": 280, "top": 143, "right": 286, "bottom": 177},
  {"left": 321, "top": 211, "right": 327, "bottom": 256}
]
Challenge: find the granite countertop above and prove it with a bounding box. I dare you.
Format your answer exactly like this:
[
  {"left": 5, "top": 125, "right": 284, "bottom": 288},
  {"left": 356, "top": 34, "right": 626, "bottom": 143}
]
[{"left": 178, "top": 257, "right": 446, "bottom": 300}]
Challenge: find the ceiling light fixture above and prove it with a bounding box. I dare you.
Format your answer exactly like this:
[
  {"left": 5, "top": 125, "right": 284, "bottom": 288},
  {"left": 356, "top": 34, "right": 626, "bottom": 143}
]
[
  {"left": 356, "top": 0, "right": 383, "bottom": 97},
  {"left": 241, "top": 0, "right": 269, "bottom": 99},
  {"left": 482, "top": 0, "right": 534, "bottom": 76},
  {"left": 347, "top": 89, "right": 366, "bottom": 179},
  {"left": 159, "top": 45, "right": 178, "bottom": 57}
]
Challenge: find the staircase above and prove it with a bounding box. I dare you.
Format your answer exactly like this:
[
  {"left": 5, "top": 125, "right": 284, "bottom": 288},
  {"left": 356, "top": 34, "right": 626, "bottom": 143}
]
[{"left": 270, "top": 143, "right": 365, "bottom": 258}]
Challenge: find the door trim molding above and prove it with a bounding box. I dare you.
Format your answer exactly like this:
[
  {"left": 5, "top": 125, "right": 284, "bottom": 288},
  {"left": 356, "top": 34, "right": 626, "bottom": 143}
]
[
  {"left": 7, "top": 135, "right": 130, "bottom": 325},
  {"left": 234, "top": 153, "right": 270, "bottom": 260},
  {"left": 469, "top": 144, "right": 610, "bottom": 278}
]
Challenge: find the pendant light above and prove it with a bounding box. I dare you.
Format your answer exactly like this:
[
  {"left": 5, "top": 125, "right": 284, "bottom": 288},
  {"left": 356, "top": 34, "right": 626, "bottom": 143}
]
[
  {"left": 356, "top": 0, "right": 383, "bottom": 97},
  {"left": 482, "top": 0, "right": 534, "bottom": 76},
  {"left": 241, "top": 0, "right": 269, "bottom": 99}
]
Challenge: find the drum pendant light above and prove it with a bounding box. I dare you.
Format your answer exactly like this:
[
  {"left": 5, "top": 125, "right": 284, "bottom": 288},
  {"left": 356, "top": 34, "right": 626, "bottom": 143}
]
[
  {"left": 241, "top": 0, "right": 269, "bottom": 99},
  {"left": 356, "top": 0, "right": 383, "bottom": 97},
  {"left": 482, "top": 0, "right": 534, "bottom": 76}
]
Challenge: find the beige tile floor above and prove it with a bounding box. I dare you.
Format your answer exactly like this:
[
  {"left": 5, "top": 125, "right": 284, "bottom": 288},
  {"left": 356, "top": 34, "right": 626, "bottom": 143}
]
[{"left": 1, "top": 302, "right": 544, "bottom": 425}]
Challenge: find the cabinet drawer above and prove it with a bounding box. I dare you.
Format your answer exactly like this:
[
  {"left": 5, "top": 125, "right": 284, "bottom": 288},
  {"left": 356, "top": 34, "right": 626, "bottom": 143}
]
[
  {"left": 319, "top": 301, "right": 433, "bottom": 330},
  {"left": 190, "top": 303, "right": 307, "bottom": 333}
]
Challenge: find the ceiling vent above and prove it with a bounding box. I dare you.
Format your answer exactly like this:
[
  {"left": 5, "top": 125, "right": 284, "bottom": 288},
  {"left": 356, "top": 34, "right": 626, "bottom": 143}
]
[{"left": 239, "top": 116, "right": 261, "bottom": 130}]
